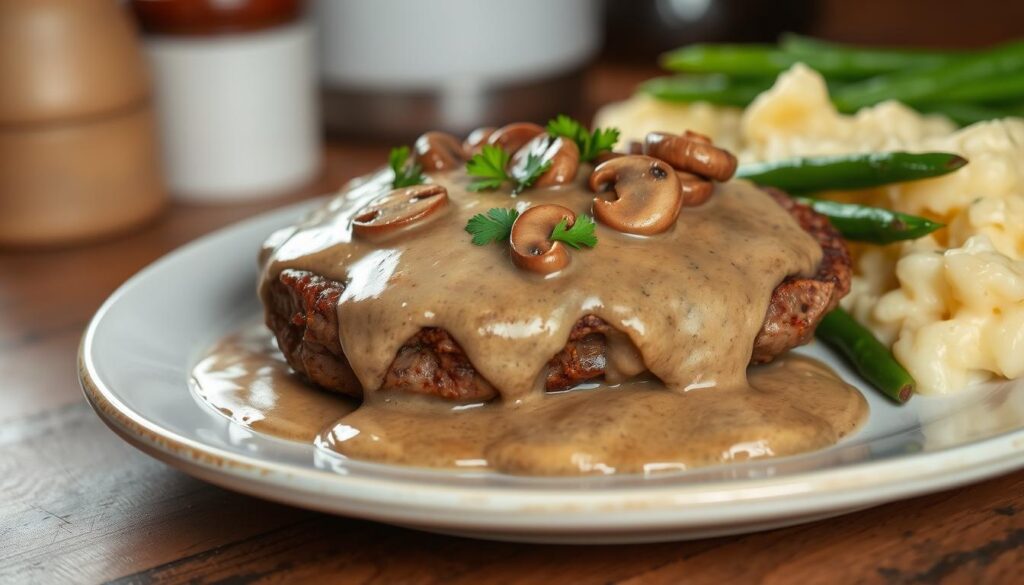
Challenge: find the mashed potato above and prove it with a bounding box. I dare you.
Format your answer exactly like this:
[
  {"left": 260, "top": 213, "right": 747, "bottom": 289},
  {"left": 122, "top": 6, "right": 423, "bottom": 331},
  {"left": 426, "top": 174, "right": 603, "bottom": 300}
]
[{"left": 596, "top": 65, "right": 1024, "bottom": 394}]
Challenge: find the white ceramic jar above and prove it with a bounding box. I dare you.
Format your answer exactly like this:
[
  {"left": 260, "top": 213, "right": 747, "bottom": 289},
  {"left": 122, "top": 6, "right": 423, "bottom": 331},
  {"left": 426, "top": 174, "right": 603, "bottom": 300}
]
[
  {"left": 143, "top": 19, "right": 320, "bottom": 202},
  {"left": 313, "top": 0, "right": 602, "bottom": 138}
]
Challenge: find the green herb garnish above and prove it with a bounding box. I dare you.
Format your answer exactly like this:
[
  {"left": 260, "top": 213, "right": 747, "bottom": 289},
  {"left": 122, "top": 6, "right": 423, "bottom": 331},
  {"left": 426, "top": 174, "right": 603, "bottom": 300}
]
[
  {"left": 550, "top": 215, "right": 598, "bottom": 249},
  {"left": 509, "top": 153, "right": 553, "bottom": 194},
  {"left": 464, "top": 207, "right": 600, "bottom": 250},
  {"left": 466, "top": 145, "right": 552, "bottom": 195},
  {"left": 546, "top": 114, "right": 620, "bottom": 162},
  {"left": 466, "top": 145, "right": 512, "bottom": 192},
  {"left": 388, "top": 146, "right": 425, "bottom": 188},
  {"left": 465, "top": 207, "right": 520, "bottom": 245}
]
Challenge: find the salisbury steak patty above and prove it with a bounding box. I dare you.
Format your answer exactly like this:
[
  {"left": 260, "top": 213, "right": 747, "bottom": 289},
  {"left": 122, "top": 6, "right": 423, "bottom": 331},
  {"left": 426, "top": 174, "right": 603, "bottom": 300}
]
[{"left": 265, "top": 190, "right": 850, "bottom": 401}]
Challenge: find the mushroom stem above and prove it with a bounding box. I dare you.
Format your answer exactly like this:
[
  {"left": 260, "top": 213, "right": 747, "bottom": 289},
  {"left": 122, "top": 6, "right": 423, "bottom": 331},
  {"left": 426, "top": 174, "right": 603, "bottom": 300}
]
[{"left": 509, "top": 204, "right": 576, "bottom": 274}]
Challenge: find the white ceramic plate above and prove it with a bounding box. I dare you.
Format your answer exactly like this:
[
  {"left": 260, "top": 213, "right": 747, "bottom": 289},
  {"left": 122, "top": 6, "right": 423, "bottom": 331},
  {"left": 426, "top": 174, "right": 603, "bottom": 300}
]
[{"left": 80, "top": 199, "right": 1024, "bottom": 544}]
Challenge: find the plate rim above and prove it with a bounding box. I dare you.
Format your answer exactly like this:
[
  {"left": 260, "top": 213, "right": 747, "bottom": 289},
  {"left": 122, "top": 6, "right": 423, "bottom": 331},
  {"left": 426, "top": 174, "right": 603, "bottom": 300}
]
[{"left": 77, "top": 199, "right": 1024, "bottom": 533}]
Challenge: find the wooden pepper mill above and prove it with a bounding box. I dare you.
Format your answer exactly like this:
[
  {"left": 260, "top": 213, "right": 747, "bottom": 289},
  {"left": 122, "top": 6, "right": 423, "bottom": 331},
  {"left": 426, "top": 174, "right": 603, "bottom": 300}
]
[{"left": 0, "top": 0, "right": 165, "bottom": 247}]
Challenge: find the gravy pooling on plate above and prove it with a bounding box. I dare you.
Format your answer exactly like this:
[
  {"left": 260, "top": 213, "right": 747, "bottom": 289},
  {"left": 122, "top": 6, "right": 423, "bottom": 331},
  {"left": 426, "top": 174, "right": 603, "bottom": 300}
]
[
  {"left": 193, "top": 326, "right": 865, "bottom": 474},
  {"left": 187, "top": 128, "right": 869, "bottom": 476}
]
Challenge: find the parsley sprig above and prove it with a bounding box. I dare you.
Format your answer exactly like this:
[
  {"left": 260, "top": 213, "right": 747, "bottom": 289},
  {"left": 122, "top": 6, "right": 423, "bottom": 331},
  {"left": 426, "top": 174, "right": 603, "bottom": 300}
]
[
  {"left": 550, "top": 215, "right": 598, "bottom": 249},
  {"left": 465, "top": 145, "right": 510, "bottom": 191},
  {"left": 465, "top": 207, "right": 519, "bottom": 246},
  {"left": 546, "top": 115, "right": 620, "bottom": 162},
  {"left": 465, "top": 207, "right": 598, "bottom": 249},
  {"left": 388, "top": 146, "right": 425, "bottom": 188},
  {"left": 466, "top": 145, "right": 552, "bottom": 195}
]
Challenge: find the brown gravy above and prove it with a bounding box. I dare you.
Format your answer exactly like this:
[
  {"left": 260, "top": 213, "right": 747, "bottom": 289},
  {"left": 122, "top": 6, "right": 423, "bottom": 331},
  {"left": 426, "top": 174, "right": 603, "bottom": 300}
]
[
  {"left": 199, "top": 166, "right": 873, "bottom": 475},
  {"left": 190, "top": 327, "right": 356, "bottom": 442},
  {"left": 193, "top": 327, "right": 865, "bottom": 475},
  {"left": 259, "top": 171, "right": 826, "bottom": 397}
]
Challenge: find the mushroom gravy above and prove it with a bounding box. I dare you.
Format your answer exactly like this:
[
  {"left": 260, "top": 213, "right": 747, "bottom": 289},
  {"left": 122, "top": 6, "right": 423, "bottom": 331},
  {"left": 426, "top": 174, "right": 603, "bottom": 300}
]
[
  {"left": 193, "top": 325, "right": 866, "bottom": 474},
  {"left": 200, "top": 168, "right": 872, "bottom": 474},
  {"left": 260, "top": 170, "right": 832, "bottom": 397}
]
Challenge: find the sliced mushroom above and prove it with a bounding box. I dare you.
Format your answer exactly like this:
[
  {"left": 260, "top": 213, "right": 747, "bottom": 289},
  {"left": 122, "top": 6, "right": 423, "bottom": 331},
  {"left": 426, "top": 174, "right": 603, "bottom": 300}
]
[
  {"left": 414, "top": 131, "right": 467, "bottom": 172},
  {"left": 487, "top": 122, "right": 545, "bottom": 154},
  {"left": 509, "top": 135, "right": 580, "bottom": 188},
  {"left": 682, "top": 129, "right": 711, "bottom": 144},
  {"left": 463, "top": 126, "right": 496, "bottom": 156},
  {"left": 589, "top": 155, "right": 682, "bottom": 235},
  {"left": 644, "top": 131, "right": 738, "bottom": 182},
  {"left": 509, "top": 204, "right": 576, "bottom": 275},
  {"left": 592, "top": 151, "right": 623, "bottom": 166},
  {"left": 592, "top": 141, "right": 642, "bottom": 166},
  {"left": 352, "top": 184, "right": 448, "bottom": 237},
  {"left": 678, "top": 171, "right": 714, "bottom": 207}
]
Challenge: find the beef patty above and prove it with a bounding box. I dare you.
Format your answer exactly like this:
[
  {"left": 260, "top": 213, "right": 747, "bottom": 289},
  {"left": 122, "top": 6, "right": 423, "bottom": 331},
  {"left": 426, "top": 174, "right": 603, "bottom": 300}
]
[{"left": 264, "top": 189, "right": 851, "bottom": 401}]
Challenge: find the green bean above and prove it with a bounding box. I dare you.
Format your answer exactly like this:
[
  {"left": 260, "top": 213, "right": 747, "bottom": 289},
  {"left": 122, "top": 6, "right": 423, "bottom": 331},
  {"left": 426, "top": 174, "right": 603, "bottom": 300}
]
[
  {"left": 929, "top": 69, "right": 1024, "bottom": 103},
  {"left": 735, "top": 152, "right": 967, "bottom": 192},
  {"left": 815, "top": 308, "right": 915, "bottom": 403},
  {"left": 662, "top": 41, "right": 955, "bottom": 79},
  {"left": 791, "top": 196, "right": 943, "bottom": 244},
  {"left": 660, "top": 44, "right": 796, "bottom": 77},
  {"left": 780, "top": 34, "right": 960, "bottom": 71},
  {"left": 639, "top": 75, "right": 772, "bottom": 107},
  {"left": 833, "top": 40, "right": 1024, "bottom": 112}
]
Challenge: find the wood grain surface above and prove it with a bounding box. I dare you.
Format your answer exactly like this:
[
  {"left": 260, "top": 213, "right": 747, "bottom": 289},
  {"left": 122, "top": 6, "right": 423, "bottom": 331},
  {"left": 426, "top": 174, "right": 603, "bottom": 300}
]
[{"left": 2, "top": 63, "right": 1023, "bottom": 585}]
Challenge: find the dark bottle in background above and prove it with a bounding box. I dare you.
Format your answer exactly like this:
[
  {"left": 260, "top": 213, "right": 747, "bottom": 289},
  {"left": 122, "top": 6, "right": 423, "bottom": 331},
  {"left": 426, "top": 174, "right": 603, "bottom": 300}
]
[{"left": 601, "top": 0, "right": 818, "bottom": 63}]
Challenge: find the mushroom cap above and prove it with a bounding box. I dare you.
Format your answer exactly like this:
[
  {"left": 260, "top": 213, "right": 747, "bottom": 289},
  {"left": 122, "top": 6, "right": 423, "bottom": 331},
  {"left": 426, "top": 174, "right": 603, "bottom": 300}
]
[
  {"left": 677, "top": 171, "right": 714, "bottom": 207},
  {"left": 463, "top": 126, "right": 496, "bottom": 156},
  {"left": 414, "top": 131, "right": 467, "bottom": 172},
  {"left": 591, "top": 140, "right": 642, "bottom": 166},
  {"left": 509, "top": 135, "right": 580, "bottom": 188},
  {"left": 353, "top": 184, "right": 448, "bottom": 237},
  {"left": 592, "top": 150, "right": 623, "bottom": 166},
  {"left": 644, "top": 131, "right": 738, "bottom": 182},
  {"left": 589, "top": 155, "right": 683, "bottom": 235},
  {"left": 487, "top": 122, "right": 545, "bottom": 155},
  {"left": 682, "top": 129, "right": 712, "bottom": 144},
  {"left": 509, "top": 204, "right": 576, "bottom": 275}
]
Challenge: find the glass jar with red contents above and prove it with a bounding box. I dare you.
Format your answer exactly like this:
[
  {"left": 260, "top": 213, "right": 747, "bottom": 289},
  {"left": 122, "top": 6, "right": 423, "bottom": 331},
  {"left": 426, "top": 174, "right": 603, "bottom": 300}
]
[{"left": 129, "top": 0, "right": 320, "bottom": 202}]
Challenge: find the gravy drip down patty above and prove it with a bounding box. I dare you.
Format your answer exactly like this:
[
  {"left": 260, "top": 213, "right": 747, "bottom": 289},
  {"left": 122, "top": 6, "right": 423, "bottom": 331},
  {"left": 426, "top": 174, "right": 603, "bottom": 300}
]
[
  {"left": 261, "top": 170, "right": 847, "bottom": 400},
  {"left": 242, "top": 164, "right": 868, "bottom": 474},
  {"left": 265, "top": 187, "right": 851, "bottom": 401}
]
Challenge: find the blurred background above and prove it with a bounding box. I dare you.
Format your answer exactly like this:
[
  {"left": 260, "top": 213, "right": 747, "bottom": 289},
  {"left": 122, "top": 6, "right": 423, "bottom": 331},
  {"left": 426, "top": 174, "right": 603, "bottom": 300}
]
[{"left": 0, "top": 0, "right": 1022, "bottom": 248}]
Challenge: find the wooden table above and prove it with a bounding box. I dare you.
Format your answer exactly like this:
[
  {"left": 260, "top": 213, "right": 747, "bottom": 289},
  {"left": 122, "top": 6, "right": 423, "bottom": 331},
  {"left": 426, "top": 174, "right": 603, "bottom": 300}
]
[{"left": 3, "top": 65, "right": 1023, "bottom": 585}]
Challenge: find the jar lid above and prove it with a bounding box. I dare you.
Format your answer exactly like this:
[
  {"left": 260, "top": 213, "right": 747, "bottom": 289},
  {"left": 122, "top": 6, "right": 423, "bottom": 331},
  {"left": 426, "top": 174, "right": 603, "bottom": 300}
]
[
  {"left": 0, "top": 0, "right": 150, "bottom": 126},
  {"left": 129, "top": 0, "right": 302, "bottom": 36}
]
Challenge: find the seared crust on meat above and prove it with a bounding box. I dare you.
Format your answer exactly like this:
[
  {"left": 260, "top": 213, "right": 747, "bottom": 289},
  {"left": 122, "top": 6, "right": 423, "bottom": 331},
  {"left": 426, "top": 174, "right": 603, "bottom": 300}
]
[
  {"left": 544, "top": 315, "right": 611, "bottom": 390},
  {"left": 267, "top": 271, "right": 361, "bottom": 397},
  {"left": 382, "top": 328, "right": 496, "bottom": 401},
  {"left": 269, "top": 270, "right": 496, "bottom": 400},
  {"left": 266, "top": 282, "right": 616, "bottom": 399},
  {"left": 264, "top": 188, "right": 851, "bottom": 399},
  {"left": 750, "top": 189, "right": 852, "bottom": 363}
]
